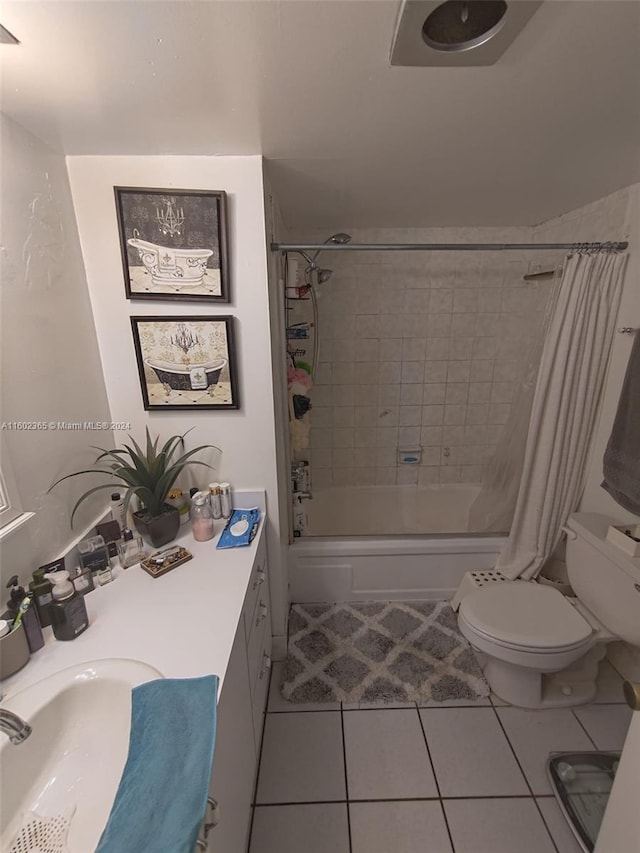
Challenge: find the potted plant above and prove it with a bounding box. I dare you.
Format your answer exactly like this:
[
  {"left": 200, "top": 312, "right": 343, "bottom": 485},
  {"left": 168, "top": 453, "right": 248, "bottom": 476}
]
[{"left": 50, "top": 428, "right": 220, "bottom": 548}]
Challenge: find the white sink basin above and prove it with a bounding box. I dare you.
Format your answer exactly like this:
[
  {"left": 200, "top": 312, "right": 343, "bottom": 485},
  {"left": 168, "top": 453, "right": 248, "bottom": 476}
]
[{"left": 0, "top": 659, "right": 163, "bottom": 852}]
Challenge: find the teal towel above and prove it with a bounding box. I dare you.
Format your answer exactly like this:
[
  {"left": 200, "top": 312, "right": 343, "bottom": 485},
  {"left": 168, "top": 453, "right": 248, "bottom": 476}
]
[{"left": 96, "top": 674, "right": 219, "bottom": 853}]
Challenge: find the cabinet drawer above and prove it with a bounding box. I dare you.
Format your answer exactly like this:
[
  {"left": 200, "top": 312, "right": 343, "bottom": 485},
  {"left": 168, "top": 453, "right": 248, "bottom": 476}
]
[{"left": 242, "top": 538, "right": 268, "bottom": 643}]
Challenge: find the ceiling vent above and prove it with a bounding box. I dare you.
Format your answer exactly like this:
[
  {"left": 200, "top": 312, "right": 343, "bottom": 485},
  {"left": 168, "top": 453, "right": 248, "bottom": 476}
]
[{"left": 390, "top": 0, "right": 542, "bottom": 67}]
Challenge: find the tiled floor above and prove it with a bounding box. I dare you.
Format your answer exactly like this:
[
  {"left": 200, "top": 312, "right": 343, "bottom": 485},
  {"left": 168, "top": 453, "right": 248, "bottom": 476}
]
[{"left": 248, "top": 659, "right": 633, "bottom": 853}]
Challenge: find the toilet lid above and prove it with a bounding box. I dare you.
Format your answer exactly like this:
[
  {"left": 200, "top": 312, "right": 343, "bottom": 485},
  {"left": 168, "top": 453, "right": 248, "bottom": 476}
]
[{"left": 460, "top": 581, "right": 593, "bottom": 650}]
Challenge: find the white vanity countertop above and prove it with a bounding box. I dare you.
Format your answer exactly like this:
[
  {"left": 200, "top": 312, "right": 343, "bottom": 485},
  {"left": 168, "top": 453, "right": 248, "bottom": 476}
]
[{"left": 2, "top": 491, "right": 266, "bottom": 701}]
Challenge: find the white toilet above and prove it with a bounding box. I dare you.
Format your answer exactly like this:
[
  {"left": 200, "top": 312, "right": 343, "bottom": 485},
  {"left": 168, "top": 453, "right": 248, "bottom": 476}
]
[{"left": 458, "top": 512, "right": 640, "bottom": 709}]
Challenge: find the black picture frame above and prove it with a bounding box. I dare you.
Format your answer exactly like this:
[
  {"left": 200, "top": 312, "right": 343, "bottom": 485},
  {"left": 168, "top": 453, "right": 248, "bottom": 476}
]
[
  {"left": 115, "top": 187, "right": 229, "bottom": 302},
  {"left": 131, "top": 316, "right": 239, "bottom": 411}
]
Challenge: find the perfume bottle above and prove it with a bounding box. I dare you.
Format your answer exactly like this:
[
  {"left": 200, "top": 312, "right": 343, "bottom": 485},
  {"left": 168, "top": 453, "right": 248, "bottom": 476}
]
[
  {"left": 78, "top": 535, "right": 109, "bottom": 575},
  {"left": 118, "top": 529, "right": 147, "bottom": 568}
]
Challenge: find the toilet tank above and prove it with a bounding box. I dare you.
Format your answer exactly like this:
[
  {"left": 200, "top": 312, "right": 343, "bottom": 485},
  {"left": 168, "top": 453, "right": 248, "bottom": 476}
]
[{"left": 565, "top": 513, "right": 640, "bottom": 645}]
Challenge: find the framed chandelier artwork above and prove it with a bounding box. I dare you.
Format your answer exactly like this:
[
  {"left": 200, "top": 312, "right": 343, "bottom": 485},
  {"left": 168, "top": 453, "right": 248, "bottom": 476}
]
[
  {"left": 131, "top": 316, "right": 239, "bottom": 410},
  {"left": 115, "top": 187, "right": 229, "bottom": 302}
]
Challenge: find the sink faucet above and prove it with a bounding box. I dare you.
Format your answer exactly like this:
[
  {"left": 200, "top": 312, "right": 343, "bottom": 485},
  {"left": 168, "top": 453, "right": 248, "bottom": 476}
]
[{"left": 0, "top": 709, "right": 32, "bottom": 744}]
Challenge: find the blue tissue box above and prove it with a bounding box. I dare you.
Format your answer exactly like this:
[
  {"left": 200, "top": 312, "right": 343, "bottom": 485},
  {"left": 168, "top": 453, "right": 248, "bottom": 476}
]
[{"left": 216, "top": 508, "right": 261, "bottom": 549}]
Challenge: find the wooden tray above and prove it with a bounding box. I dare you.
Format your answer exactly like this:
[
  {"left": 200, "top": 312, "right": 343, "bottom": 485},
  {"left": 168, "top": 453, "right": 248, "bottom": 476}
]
[{"left": 140, "top": 546, "right": 193, "bottom": 578}]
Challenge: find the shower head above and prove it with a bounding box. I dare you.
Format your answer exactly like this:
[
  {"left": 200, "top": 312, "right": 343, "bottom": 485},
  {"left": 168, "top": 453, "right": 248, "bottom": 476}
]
[
  {"left": 298, "top": 233, "right": 350, "bottom": 286},
  {"left": 309, "top": 232, "right": 352, "bottom": 264},
  {"left": 326, "top": 233, "right": 352, "bottom": 245}
]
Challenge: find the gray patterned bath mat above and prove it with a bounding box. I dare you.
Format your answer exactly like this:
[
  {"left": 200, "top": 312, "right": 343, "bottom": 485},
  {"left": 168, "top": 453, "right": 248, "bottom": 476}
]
[{"left": 281, "top": 601, "right": 490, "bottom": 704}]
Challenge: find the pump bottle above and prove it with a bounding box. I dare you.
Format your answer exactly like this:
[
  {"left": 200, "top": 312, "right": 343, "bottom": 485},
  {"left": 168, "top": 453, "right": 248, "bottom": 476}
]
[{"left": 44, "top": 571, "right": 89, "bottom": 641}]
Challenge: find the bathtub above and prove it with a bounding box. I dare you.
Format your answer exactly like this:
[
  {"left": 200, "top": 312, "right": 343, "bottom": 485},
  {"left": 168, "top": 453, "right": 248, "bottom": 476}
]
[
  {"left": 289, "top": 484, "right": 507, "bottom": 602},
  {"left": 145, "top": 357, "right": 226, "bottom": 391},
  {"left": 128, "top": 236, "right": 213, "bottom": 286}
]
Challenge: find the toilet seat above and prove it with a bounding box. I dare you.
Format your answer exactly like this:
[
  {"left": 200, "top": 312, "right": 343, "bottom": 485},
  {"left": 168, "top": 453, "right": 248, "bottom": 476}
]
[{"left": 459, "top": 581, "right": 594, "bottom": 652}]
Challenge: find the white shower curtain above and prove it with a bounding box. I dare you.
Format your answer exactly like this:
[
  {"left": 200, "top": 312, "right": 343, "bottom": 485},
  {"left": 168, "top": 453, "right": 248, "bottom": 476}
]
[{"left": 496, "top": 251, "right": 628, "bottom": 581}]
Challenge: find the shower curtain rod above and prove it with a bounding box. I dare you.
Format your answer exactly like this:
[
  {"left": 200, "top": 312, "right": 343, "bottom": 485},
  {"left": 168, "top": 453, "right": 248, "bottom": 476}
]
[{"left": 271, "top": 241, "right": 628, "bottom": 253}]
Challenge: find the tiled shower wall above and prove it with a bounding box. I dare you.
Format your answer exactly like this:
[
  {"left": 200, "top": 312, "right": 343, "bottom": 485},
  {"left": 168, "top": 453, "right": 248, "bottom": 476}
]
[{"left": 291, "top": 226, "right": 558, "bottom": 489}]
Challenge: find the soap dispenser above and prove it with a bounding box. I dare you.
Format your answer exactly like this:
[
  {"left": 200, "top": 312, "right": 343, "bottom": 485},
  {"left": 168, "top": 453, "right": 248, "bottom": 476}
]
[{"left": 44, "top": 571, "right": 89, "bottom": 641}]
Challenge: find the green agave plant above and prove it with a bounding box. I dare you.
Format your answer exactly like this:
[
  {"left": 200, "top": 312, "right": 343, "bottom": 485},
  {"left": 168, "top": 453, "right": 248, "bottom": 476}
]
[{"left": 49, "top": 428, "right": 220, "bottom": 525}]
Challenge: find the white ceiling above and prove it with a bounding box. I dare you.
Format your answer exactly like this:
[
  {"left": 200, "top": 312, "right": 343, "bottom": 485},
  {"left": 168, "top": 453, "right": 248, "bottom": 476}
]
[{"left": 1, "top": 0, "right": 639, "bottom": 229}]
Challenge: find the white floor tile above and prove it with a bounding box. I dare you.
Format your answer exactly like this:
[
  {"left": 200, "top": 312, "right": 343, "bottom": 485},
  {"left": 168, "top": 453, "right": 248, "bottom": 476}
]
[
  {"left": 593, "top": 660, "right": 626, "bottom": 704},
  {"left": 444, "top": 798, "right": 557, "bottom": 853},
  {"left": 536, "top": 797, "right": 585, "bottom": 853},
  {"left": 250, "top": 804, "right": 350, "bottom": 853},
  {"left": 268, "top": 662, "right": 340, "bottom": 712},
  {"left": 573, "top": 704, "right": 633, "bottom": 751},
  {"left": 256, "top": 712, "right": 346, "bottom": 803},
  {"left": 343, "top": 709, "right": 438, "bottom": 799},
  {"left": 496, "top": 707, "right": 594, "bottom": 795},
  {"left": 350, "top": 801, "right": 453, "bottom": 853},
  {"left": 419, "top": 708, "right": 528, "bottom": 796}
]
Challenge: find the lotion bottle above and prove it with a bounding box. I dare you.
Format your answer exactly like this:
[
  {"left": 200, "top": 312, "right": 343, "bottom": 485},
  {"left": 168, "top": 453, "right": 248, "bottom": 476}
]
[
  {"left": 190, "top": 492, "right": 215, "bottom": 542},
  {"left": 44, "top": 571, "right": 89, "bottom": 641}
]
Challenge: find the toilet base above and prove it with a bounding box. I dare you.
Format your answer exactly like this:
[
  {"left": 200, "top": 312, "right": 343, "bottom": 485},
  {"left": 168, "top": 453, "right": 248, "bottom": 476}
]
[{"left": 479, "top": 643, "right": 607, "bottom": 709}]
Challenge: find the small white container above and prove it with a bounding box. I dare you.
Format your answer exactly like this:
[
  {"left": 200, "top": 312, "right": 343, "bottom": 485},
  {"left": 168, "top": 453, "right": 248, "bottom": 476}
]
[
  {"left": 208, "top": 483, "right": 222, "bottom": 519},
  {"left": 606, "top": 524, "right": 640, "bottom": 557},
  {"left": 219, "top": 483, "right": 232, "bottom": 519}
]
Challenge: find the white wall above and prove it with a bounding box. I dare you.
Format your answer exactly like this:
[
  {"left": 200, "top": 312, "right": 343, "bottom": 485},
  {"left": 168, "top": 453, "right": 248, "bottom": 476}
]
[
  {"left": 66, "top": 155, "right": 287, "bottom": 643},
  {"left": 0, "top": 116, "right": 113, "bottom": 587}
]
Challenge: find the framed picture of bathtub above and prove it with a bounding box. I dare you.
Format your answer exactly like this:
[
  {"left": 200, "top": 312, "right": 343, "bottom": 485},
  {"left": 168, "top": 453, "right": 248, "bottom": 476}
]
[
  {"left": 114, "top": 187, "right": 229, "bottom": 302},
  {"left": 130, "top": 316, "right": 239, "bottom": 410}
]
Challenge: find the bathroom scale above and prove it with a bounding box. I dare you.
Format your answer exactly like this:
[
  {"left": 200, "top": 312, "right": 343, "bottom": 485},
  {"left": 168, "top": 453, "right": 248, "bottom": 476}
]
[{"left": 546, "top": 752, "right": 620, "bottom": 852}]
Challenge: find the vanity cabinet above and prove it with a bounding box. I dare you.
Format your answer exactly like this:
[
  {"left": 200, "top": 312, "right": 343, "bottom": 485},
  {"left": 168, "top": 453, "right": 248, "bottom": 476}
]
[
  {"left": 1, "top": 492, "right": 271, "bottom": 853},
  {"left": 205, "top": 538, "right": 272, "bottom": 852}
]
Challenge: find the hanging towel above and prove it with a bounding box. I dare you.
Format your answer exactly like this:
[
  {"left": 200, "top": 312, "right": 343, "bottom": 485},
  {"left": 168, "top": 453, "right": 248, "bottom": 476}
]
[
  {"left": 602, "top": 333, "right": 640, "bottom": 514},
  {"left": 96, "top": 674, "right": 219, "bottom": 853}
]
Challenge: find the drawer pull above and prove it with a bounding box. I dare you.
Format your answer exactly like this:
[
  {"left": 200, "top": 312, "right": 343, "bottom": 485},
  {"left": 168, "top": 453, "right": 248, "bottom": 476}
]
[
  {"left": 252, "top": 568, "right": 266, "bottom": 590},
  {"left": 255, "top": 602, "right": 269, "bottom": 627},
  {"left": 259, "top": 653, "right": 272, "bottom": 679},
  {"left": 203, "top": 798, "right": 220, "bottom": 837}
]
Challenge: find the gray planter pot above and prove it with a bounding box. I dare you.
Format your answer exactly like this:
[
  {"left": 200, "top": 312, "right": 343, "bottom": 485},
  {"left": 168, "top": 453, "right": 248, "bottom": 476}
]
[{"left": 133, "top": 505, "right": 181, "bottom": 549}]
